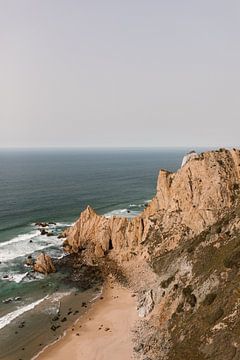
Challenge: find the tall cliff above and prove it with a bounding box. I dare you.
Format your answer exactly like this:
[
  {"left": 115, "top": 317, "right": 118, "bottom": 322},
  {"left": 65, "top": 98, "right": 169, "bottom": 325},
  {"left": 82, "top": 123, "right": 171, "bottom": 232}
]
[
  {"left": 64, "top": 148, "right": 240, "bottom": 258},
  {"left": 62, "top": 148, "right": 240, "bottom": 360}
]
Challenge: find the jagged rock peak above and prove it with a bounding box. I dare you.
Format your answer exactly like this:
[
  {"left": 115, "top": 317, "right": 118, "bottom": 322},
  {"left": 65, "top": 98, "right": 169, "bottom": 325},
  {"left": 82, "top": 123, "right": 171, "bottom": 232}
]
[
  {"left": 33, "top": 253, "right": 56, "bottom": 274},
  {"left": 64, "top": 148, "right": 240, "bottom": 258}
]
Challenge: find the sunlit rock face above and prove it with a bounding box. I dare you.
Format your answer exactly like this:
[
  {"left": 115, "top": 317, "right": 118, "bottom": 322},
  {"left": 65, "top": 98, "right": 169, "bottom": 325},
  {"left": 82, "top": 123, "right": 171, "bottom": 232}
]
[
  {"left": 64, "top": 148, "right": 240, "bottom": 257},
  {"left": 181, "top": 150, "right": 198, "bottom": 168}
]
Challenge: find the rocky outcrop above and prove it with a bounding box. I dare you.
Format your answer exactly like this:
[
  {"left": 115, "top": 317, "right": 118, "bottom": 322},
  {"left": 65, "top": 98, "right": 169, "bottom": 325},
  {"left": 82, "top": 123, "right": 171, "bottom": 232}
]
[
  {"left": 181, "top": 150, "right": 198, "bottom": 167},
  {"left": 147, "top": 148, "right": 240, "bottom": 233},
  {"left": 33, "top": 253, "right": 56, "bottom": 274},
  {"left": 44, "top": 147, "right": 240, "bottom": 360},
  {"left": 64, "top": 148, "right": 240, "bottom": 258}
]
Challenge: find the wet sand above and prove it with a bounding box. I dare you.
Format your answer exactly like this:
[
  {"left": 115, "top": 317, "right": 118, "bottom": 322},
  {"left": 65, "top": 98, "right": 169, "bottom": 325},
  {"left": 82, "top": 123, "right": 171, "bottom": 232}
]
[{"left": 37, "top": 279, "right": 138, "bottom": 360}]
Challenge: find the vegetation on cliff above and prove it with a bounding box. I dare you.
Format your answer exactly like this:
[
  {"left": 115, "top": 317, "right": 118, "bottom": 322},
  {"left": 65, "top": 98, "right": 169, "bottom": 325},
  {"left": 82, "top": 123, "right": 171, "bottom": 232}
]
[{"left": 59, "top": 148, "right": 240, "bottom": 359}]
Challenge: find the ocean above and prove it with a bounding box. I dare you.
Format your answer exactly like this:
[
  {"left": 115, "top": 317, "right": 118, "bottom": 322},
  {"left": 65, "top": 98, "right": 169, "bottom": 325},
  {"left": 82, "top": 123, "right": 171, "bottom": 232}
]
[{"left": 0, "top": 147, "right": 200, "bottom": 359}]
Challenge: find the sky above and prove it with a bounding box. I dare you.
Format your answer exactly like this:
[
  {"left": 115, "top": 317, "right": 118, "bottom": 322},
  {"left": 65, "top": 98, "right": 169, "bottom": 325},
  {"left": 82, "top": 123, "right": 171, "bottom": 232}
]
[{"left": 0, "top": 0, "right": 240, "bottom": 148}]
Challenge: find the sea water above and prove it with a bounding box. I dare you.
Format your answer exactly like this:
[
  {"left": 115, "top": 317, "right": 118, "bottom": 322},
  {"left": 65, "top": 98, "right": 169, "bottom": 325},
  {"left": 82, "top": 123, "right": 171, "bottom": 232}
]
[{"left": 0, "top": 147, "right": 202, "bottom": 358}]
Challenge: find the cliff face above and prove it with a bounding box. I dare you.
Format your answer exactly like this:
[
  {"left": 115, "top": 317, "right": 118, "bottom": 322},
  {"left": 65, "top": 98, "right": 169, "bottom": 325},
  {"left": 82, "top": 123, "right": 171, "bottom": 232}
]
[
  {"left": 64, "top": 148, "right": 240, "bottom": 258},
  {"left": 62, "top": 148, "right": 240, "bottom": 360}
]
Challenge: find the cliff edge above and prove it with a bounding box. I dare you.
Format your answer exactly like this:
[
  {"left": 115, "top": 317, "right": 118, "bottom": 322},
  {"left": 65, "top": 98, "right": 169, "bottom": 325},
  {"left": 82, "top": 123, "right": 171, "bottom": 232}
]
[
  {"left": 64, "top": 148, "right": 240, "bottom": 258},
  {"left": 61, "top": 148, "right": 240, "bottom": 360}
]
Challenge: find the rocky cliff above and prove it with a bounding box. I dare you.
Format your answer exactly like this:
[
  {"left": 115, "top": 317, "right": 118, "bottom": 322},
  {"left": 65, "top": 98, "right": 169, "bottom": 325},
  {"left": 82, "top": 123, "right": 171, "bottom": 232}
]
[
  {"left": 64, "top": 148, "right": 240, "bottom": 258},
  {"left": 61, "top": 148, "right": 240, "bottom": 360}
]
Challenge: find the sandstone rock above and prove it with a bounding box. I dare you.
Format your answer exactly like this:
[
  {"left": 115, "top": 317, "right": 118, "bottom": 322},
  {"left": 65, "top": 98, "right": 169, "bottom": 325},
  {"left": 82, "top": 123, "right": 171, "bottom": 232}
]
[
  {"left": 65, "top": 148, "right": 240, "bottom": 257},
  {"left": 181, "top": 150, "right": 198, "bottom": 167},
  {"left": 137, "top": 290, "right": 155, "bottom": 317},
  {"left": 33, "top": 253, "right": 56, "bottom": 274}
]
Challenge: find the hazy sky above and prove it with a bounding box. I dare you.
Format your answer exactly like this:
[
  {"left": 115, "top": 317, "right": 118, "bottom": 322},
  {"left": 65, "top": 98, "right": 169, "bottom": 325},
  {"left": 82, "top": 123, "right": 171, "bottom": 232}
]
[{"left": 0, "top": 0, "right": 239, "bottom": 148}]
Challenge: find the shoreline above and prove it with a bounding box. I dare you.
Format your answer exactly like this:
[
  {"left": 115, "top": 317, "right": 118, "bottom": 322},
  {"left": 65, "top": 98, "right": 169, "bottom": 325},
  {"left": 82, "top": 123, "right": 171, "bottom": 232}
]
[{"left": 36, "top": 278, "right": 138, "bottom": 360}]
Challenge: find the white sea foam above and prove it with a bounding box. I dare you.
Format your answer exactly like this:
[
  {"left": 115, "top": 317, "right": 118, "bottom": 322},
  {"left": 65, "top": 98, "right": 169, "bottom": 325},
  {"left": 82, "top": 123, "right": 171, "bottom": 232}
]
[
  {"left": 3, "top": 272, "right": 29, "bottom": 283},
  {"left": 0, "top": 231, "right": 62, "bottom": 263},
  {"left": 0, "top": 230, "right": 40, "bottom": 248},
  {"left": 104, "top": 208, "right": 141, "bottom": 219},
  {"left": 55, "top": 222, "right": 73, "bottom": 227},
  {"left": 0, "top": 296, "right": 48, "bottom": 330}
]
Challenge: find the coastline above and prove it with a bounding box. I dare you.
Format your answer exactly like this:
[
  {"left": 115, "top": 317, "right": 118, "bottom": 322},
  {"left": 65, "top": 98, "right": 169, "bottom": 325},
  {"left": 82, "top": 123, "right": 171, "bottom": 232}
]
[{"left": 36, "top": 278, "right": 138, "bottom": 360}]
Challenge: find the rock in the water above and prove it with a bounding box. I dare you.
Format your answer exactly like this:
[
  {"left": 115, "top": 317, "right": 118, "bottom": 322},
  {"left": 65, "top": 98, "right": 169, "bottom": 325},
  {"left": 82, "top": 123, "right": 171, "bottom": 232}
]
[
  {"left": 35, "top": 222, "right": 48, "bottom": 227},
  {"left": 33, "top": 253, "right": 56, "bottom": 274},
  {"left": 25, "top": 255, "right": 34, "bottom": 266},
  {"left": 47, "top": 231, "right": 54, "bottom": 237}
]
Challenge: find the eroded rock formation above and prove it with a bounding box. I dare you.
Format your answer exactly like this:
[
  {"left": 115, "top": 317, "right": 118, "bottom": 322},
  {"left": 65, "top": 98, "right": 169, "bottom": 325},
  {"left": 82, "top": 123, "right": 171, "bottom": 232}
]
[
  {"left": 33, "top": 253, "right": 56, "bottom": 274},
  {"left": 59, "top": 147, "right": 240, "bottom": 360},
  {"left": 64, "top": 148, "right": 240, "bottom": 258}
]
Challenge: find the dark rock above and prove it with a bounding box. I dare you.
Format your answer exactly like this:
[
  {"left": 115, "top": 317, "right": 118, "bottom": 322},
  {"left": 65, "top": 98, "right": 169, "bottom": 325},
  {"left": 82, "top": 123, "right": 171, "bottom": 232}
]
[
  {"left": 134, "top": 343, "right": 144, "bottom": 352},
  {"left": 161, "top": 275, "right": 175, "bottom": 289},
  {"left": 61, "top": 317, "right": 67, "bottom": 322},
  {"left": 51, "top": 325, "right": 60, "bottom": 331},
  {"left": 25, "top": 255, "right": 34, "bottom": 266},
  {"left": 35, "top": 222, "right": 48, "bottom": 227},
  {"left": 203, "top": 293, "right": 217, "bottom": 306},
  {"left": 2, "top": 297, "right": 13, "bottom": 304},
  {"left": 207, "top": 308, "right": 224, "bottom": 325}
]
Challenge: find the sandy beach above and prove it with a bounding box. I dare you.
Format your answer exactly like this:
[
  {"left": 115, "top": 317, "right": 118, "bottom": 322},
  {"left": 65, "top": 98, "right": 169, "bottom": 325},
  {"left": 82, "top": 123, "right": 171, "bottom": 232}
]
[{"left": 37, "top": 279, "right": 138, "bottom": 360}]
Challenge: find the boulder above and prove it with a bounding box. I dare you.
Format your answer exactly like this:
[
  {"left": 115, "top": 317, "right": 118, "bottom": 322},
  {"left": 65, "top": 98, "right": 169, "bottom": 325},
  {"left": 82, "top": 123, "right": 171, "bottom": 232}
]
[
  {"left": 25, "top": 255, "right": 34, "bottom": 266},
  {"left": 33, "top": 253, "right": 56, "bottom": 274}
]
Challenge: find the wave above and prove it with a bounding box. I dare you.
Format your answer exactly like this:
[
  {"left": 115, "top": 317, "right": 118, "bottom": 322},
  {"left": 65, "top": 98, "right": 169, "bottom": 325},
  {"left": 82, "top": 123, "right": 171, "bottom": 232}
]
[
  {"left": 3, "top": 272, "right": 29, "bottom": 284},
  {"left": 104, "top": 208, "right": 141, "bottom": 219},
  {"left": 0, "top": 230, "right": 40, "bottom": 248},
  {"left": 0, "top": 296, "right": 48, "bottom": 330},
  {"left": 0, "top": 231, "right": 62, "bottom": 263},
  {"left": 0, "top": 290, "right": 74, "bottom": 331},
  {"left": 31, "top": 222, "right": 73, "bottom": 228}
]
